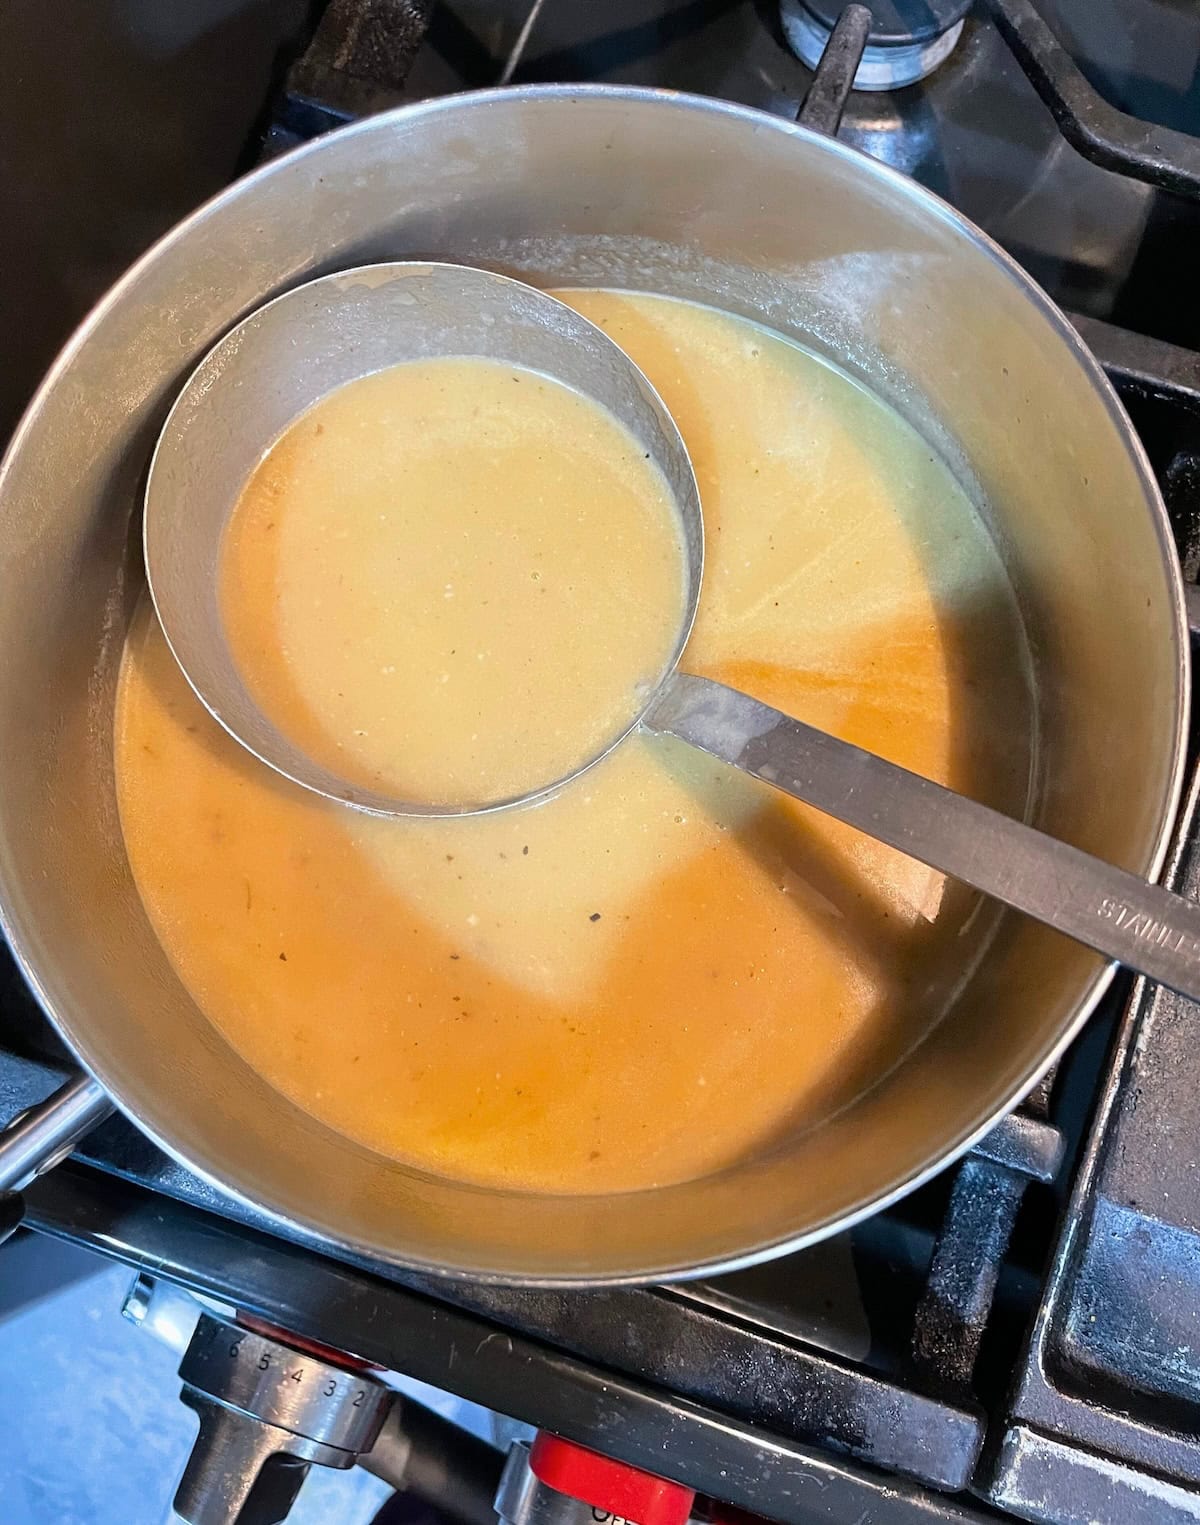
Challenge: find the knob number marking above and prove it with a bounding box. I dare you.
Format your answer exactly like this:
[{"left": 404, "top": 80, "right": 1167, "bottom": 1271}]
[{"left": 221, "top": 1335, "right": 369, "bottom": 1407}]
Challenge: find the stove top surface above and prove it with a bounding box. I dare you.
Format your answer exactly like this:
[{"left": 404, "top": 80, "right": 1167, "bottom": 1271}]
[{"left": 5, "top": 4, "right": 1200, "bottom": 1523}]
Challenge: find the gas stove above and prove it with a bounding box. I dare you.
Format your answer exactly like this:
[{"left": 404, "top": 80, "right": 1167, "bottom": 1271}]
[{"left": 4, "top": 3, "right": 1200, "bottom": 1523}]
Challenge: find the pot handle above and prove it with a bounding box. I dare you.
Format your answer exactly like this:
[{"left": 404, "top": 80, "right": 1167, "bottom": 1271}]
[{"left": 0, "top": 1072, "right": 112, "bottom": 1244}]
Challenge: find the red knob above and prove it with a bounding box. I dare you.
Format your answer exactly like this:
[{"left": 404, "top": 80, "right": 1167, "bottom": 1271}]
[{"left": 530, "top": 1433, "right": 695, "bottom": 1525}]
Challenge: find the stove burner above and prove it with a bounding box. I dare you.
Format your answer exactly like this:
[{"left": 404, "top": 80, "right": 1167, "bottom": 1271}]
[{"left": 780, "top": 0, "right": 971, "bottom": 90}]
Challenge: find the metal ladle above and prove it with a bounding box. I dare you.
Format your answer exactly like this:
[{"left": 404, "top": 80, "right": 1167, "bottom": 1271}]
[{"left": 145, "top": 261, "right": 1200, "bottom": 1003}]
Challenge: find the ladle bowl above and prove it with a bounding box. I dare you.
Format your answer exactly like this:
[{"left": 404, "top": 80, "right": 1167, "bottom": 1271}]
[{"left": 145, "top": 261, "right": 704, "bottom": 817}]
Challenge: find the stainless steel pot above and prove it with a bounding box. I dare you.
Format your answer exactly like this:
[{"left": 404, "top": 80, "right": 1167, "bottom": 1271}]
[{"left": 0, "top": 86, "right": 1187, "bottom": 1284}]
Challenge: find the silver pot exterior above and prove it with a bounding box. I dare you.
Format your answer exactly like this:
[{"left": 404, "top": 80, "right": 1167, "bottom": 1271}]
[{"left": 0, "top": 87, "right": 1185, "bottom": 1283}]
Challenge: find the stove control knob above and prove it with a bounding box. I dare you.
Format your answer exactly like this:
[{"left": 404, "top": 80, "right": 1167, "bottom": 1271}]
[
  {"left": 496, "top": 1435, "right": 694, "bottom": 1525},
  {"left": 172, "top": 1309, "right": 392, "bottom": 1525}
]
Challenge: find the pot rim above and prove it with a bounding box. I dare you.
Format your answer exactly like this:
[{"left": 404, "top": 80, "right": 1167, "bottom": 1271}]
[{"left": 0, "top": 83, "right": 1189, "bottom": 1286}]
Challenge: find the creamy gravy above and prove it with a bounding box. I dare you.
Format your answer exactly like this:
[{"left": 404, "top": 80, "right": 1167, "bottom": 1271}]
[
  {"left": 220, "top": 357, "right": 685, "bottom": 806},
  {"left": 116, "top": 290, "right": 1033, "bottom": 1195}
]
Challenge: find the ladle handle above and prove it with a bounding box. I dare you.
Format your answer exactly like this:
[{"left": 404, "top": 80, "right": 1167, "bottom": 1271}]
[{"left": 646, "top": 673, "right": 1200, "bottom": 1004}]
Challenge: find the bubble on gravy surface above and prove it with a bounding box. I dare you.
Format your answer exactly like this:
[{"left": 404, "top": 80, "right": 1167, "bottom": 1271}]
[{"left": 115, "top": 289, "right": 1034, "bottom": 1196}]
